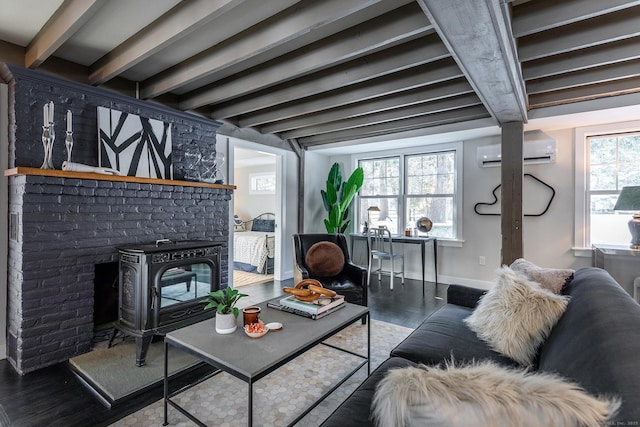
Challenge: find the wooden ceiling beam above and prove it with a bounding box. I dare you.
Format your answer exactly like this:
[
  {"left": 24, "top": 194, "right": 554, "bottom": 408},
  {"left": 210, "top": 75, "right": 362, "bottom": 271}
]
[
  {"left": 418, "top": 0, "right": 526, "bottom": 123},
  {"left": 208, "top": 34, "right": 450, "bottom": 119},
  {"left": 25, "top": 0, "right": 102, "bottom": 69},
  {"left": 523, "top": 37, "right": 640, "bottom": 80},
  {"left": 512, "top": 0, "right": 640, "bottom": 37},
  {"left": 529, "top": 76, "right": 640, "bottom": 109},
  {"left": 88, "top": 0, "right": 253, "bottom": 85},
  {"left": 527, "top": 59, "right": 640, "bottom": 95},
  {"left": 260, "top": 78, "right": 473, "bottom": 134},
  {"left": 177, "top": 3, "right": 432, "bottom": 109},
  {"left": 239, "top": 59, "right": 462, "bottom": 128},
  {"left": 518, "top": 7, "right": 640, "bottom": 62},
  {"left": 280, "top": 93, "right": 482, "bottom": 139},
  {"left": 297, "top": 105, "right": 489, "bottom": 147},
  {"left": 140, "top": 0, "right": 410, "bottom": 99}
]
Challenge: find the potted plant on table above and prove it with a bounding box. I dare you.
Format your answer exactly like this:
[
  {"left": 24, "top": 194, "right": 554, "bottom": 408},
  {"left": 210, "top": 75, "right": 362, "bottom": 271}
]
[{"left": 204, "top": 287, "right": 248, "bottom": 334}]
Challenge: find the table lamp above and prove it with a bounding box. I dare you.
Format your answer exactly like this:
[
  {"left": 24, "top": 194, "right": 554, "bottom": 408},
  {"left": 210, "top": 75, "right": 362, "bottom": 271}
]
[
  {"left": 367, "top": 206, "right": 380, "bottom": 228},
  {"left": 613, "top": 186, "right": 640, "bottom": 249}
]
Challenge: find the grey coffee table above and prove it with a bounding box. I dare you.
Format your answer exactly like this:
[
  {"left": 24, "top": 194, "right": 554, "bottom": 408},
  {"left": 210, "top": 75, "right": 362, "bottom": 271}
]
[{"left": 163, "top": 299, "right": 370, "bottom": 427}]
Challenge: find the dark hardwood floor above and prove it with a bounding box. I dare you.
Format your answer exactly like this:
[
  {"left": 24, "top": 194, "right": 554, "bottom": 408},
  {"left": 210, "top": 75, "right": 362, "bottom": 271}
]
[{"left": 0, "top": 277, "right": 446, "bottom": 427}]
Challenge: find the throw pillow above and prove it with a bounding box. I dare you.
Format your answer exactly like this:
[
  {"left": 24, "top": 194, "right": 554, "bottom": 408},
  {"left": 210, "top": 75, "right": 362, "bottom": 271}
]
[
  {"left": 251, "top": 219, "right": 275, "bottom": 232},
  {"left": 510, "top": 258, "right": 574, "bottom": 294},
  {"left": 305, "top": 241, "right": 345, "bottom": 277},
  {"left": 463, "top": 266, "right": 569, "bottom": 366},
  {"left": 372, "top": 361, "right": 619, "bottom": 427}
]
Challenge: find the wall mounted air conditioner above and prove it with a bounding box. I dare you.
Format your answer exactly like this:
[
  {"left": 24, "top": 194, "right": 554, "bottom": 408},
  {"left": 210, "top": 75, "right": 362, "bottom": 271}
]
[{"left": 477, "top": 133, "right": 557, "bottom": 168}]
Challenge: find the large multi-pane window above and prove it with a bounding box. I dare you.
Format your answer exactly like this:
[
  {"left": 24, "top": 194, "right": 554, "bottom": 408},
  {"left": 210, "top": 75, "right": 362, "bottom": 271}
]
[
  {"left": 359, "top": 157, "right": 400, "bottom": 233},
  {"left": 588, "top": 132, "right": 640, "bottom": 245},
  {"left": 406, "top": 152, "right": 455, "bottom": 238},
  {"left": 358, "top": 147, "right": 459, "bottom": 238}
]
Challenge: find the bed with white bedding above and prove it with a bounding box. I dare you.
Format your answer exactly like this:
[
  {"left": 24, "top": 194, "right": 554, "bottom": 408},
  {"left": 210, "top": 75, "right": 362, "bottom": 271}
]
[{"left": 233, "top": 213, "right": 275, "bottom": 274}]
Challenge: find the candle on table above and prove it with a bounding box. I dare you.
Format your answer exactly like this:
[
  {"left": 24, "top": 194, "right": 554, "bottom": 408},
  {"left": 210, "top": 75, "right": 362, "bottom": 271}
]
[
  {"left": 49, "top": 101, "right": 54, "bottom": 124},
  {"left": 67, "top": 110, "right": 72, "bottom": 132},
  {"left": 43, "top": 103, "right": 48, "bottom": 126}
]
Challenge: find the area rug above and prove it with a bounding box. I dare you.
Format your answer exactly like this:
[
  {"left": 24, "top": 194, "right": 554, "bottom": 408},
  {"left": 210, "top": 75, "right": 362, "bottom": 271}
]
[
  {"left": 234, "top": 270, "right": 274, "bottom": 288},
  {"left": 109, "top": 319, "right": 413, "bottom": 427}
]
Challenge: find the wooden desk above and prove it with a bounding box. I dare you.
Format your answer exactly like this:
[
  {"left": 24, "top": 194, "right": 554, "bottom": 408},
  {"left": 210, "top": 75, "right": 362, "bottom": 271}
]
[{"left": 350, "top": 233, "right": 437, "bottom": 294}]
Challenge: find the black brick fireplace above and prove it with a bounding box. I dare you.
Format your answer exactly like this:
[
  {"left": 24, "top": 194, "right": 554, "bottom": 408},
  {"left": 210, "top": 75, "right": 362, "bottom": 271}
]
[
  {"left": 1, "top": 64, "right": 233, "bottom": 374},
  {"left": 6, "top": 173, "right": 231, "bottom": 374}
]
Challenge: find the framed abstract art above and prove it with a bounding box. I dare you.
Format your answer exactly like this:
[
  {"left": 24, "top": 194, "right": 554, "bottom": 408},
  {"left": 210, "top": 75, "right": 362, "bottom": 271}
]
[{"left": 98, "top": 106, "right": 173, "bottom": 179}]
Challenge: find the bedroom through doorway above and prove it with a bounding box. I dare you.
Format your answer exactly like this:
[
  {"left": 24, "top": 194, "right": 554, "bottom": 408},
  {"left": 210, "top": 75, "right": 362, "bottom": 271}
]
[{"left": 231, "top": 147, "right": 277, "bottom": 288}]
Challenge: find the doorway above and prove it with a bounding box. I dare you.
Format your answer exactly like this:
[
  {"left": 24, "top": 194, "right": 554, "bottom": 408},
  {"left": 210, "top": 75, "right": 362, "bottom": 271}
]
[{"left": 232, "top": 147, "right": 277, "bottom": 287}]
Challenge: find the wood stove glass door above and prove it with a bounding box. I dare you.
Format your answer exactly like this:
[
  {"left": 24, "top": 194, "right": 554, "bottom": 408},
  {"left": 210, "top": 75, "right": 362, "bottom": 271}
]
[{"left": 158, "top": 262, "right": 212, "bottom": 308}]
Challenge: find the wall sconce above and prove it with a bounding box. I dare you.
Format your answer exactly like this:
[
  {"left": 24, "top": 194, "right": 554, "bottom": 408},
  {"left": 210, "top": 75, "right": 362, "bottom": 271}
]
[{"left": 613, "top": 186, "right": 640, "bottom": 249}]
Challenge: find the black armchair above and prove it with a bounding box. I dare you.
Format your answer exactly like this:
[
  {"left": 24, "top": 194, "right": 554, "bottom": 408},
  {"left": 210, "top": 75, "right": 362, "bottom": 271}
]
[{"left": 292, "top": 233, "right": 367, "bottom": 308}]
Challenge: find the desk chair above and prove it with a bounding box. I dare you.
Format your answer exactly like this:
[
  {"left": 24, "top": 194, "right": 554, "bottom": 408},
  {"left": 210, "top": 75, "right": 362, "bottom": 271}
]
[{"left": 367, "top": 227, "right": 404, "bottom": 290}]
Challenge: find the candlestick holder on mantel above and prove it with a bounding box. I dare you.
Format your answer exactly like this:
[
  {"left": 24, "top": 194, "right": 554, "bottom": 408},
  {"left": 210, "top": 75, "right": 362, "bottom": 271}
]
[
  {"left": 65, "top": 130, "right": 73, "bottom": 164},
  {"left": 65, "top": 109, "right": 73, "bottom": 164},
  {"left": 40, "top": 124, "right": 55, "bottom": 170},
  {"left": 41, "top": 101, "right": 55, "bottom": 170}
]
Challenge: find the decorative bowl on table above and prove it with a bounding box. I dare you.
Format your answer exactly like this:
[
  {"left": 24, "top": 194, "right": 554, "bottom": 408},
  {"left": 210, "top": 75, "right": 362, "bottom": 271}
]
[
  {"left": 244, "top": 321, "right": 268, "bottom": 338},
  {"left": 266, "top": 322, "right": 283, "bottom": 331}
]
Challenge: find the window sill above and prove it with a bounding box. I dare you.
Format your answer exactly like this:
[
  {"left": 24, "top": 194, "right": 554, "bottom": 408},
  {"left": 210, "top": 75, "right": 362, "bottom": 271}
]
[
  {"left": 438, "top": 239, "right": 464, "bottom": 248},
  {"left": 572, "top": 247, "right": 593, "bottom": 258}
]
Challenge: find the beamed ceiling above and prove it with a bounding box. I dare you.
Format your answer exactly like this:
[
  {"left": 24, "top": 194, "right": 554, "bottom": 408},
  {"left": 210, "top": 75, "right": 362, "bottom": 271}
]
[{"left": 0, "top": 0, "right": 639, "bottom": 150}]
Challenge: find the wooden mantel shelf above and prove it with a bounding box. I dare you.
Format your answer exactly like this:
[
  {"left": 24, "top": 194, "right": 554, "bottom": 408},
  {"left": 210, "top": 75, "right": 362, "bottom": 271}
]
[{"left": 4, "top": 167, "right": 236, "bottom": 190}]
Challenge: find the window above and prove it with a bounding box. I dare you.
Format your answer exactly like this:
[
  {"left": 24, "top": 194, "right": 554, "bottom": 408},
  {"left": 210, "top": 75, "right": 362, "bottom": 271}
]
[
  {"left": 357, "top": 144, "right": 461, "bottom": 239},
  {"left": 359, "top": 157, "right": 400, "bottom": 233},
  {"left": 406, "top": 152, "right": 455, "bottom": 238},
  {"left": 249, "top": 172, "right": 276, "bottom": 194},
  {"left": 587, "top": 132, "right": 640, "bottom": 245}
]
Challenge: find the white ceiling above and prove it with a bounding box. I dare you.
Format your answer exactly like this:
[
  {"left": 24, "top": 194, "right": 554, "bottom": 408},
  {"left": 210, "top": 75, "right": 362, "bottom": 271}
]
[{"left": 1, "top": 0, "right": 638, "bottom": 155}]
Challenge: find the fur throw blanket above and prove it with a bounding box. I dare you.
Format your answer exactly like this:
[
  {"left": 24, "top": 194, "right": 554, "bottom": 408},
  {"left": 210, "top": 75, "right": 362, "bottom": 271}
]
[{"left": 372, "top": 361, "right": 619, "bottom": 427}]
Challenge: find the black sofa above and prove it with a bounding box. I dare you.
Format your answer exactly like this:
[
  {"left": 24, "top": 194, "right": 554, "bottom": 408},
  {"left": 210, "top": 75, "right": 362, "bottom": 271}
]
[{"left": 321, "top": 267, "right": 640, "bottom": 426}]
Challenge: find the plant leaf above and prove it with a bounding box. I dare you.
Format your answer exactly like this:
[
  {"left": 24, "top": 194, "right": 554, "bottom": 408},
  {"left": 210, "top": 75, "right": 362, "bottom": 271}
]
[
  {"left": 327, "top": 163, "right": 342, "bottom": 189},
  {"left": 325, "top": 181, "right": 337, "bottom": 205}
]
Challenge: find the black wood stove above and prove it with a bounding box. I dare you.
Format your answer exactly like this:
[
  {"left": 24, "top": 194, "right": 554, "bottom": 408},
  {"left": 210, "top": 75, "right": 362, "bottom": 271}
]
[{"left": 114, "top": 239, "right": 221, "bottom": 366}]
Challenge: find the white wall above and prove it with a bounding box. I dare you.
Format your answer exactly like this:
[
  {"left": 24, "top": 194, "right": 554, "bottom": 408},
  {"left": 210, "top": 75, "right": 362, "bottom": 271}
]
[
  {"left": 304, "top": 126, "right": 593, "bottom": 289},
  {"left": 303, "top": 152, "right": 332, "bottom": 233},
  {"left": 234, "top": 163, "right": 276, "bottom": 221}
]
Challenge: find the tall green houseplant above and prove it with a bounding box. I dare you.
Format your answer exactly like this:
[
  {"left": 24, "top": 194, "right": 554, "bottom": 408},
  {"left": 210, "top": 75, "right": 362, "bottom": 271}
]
[{"left": 321, "top": 163, "right": 364, "bottom": 233}]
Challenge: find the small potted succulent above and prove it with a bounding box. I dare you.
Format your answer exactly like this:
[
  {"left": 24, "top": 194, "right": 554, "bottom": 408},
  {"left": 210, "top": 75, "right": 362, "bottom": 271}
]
[{"left": 204, "top": 287, "right": 248, "bottom": 334}]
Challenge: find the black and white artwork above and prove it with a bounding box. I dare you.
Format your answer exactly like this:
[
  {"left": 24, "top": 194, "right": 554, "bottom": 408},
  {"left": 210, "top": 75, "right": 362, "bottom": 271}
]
[{"left": 98, "top": 106, "right": 173, "bottom": 179}]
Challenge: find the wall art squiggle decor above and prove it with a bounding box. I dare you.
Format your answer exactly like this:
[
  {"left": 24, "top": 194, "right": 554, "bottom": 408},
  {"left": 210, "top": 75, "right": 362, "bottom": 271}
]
[{"left": 97, "top": 106, "right": 173, "bottom": 179}]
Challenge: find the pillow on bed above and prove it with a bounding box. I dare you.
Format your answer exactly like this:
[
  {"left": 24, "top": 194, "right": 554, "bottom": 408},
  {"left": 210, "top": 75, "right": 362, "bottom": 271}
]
[
  {"left": 251, "top": 219, "right": 275, "bottom": 232},
  {"left": 305, "top": 242, "right": 345, "bottom": 277}
]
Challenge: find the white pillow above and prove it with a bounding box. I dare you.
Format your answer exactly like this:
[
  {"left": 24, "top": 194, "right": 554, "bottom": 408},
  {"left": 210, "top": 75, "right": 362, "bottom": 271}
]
[
  {"left": 510, "top": 258, "right": 574, "bottom": 294},
  {"left": 372, "top": 361, "right": 619, "bottom": 427},
  {"left": 464, "top": 266, "right": 569, "bottom": 366}
]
